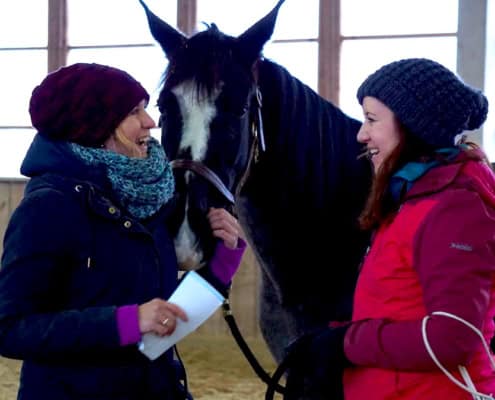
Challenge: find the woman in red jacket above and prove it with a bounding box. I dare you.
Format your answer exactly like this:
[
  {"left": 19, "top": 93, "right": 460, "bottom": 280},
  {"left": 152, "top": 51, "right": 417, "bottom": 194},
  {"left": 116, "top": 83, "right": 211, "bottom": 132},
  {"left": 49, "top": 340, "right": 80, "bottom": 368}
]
[{"left": 285, "top": 58, "right": 495, "bottom": 400}]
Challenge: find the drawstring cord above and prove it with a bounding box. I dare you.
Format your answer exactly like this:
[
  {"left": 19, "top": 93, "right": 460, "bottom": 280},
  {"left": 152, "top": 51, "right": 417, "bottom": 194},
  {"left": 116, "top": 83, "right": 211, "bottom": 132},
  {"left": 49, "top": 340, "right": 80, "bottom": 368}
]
[{"left": 422, "top": 311, "right": 495, "bottom": 400}]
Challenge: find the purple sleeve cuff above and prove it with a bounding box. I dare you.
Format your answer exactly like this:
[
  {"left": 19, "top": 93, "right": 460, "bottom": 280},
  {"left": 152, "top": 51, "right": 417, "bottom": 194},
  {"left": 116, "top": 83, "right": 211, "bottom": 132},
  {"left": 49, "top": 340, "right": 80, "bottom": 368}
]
[
  {"left": 210, "top": 238, "right": 247, "bottom": 284},
  {"left": 116, "top": 305, "right": 141, "bottom": 346}
]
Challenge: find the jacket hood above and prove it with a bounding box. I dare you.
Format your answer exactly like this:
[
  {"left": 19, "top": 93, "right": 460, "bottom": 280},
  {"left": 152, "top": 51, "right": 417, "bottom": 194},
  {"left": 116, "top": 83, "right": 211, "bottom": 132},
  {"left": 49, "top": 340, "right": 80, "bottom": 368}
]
[
  {"left": 463, "top": 161, "right": 495, "bottom": 209},
  {"left": 406, "top": 149, "right": 495, "bottom": 211},
  {"left": 21, "top": 133, "right": 107, "bottom": 186}
]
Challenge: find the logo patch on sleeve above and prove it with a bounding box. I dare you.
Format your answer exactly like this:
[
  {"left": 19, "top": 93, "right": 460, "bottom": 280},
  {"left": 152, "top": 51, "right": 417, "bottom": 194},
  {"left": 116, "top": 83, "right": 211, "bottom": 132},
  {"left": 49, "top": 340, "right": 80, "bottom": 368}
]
[{"left": 450, "top": 242, "right": 473, "bottom": 252}]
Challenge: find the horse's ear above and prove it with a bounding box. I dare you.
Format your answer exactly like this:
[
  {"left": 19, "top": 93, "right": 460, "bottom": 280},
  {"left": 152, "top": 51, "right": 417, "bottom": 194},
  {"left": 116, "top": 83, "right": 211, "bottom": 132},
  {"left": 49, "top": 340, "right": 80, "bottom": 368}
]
[
  {"left": 139, "top": 0, "right": 186, "bottom": 58},
  {"left": 236, "top": 0, "right": 285, "bottom": 66}
]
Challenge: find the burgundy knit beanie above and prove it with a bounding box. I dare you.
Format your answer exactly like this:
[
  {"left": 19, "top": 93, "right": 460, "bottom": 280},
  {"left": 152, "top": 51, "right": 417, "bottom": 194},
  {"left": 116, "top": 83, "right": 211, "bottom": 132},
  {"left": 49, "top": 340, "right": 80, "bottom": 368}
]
[{"left": 29, "top": 63, "right": 150, "bottom": 147}]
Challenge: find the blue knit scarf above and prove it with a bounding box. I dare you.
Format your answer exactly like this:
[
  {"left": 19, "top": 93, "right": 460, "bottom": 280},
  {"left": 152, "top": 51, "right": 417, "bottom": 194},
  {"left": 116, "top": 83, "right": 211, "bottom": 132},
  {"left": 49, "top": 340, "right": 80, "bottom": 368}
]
[
  {"left": 389, "top": 147, "right": 461, "bottom": 202},
  {"left": 70, "top": 137, "right": 175, "bottom": 219}
]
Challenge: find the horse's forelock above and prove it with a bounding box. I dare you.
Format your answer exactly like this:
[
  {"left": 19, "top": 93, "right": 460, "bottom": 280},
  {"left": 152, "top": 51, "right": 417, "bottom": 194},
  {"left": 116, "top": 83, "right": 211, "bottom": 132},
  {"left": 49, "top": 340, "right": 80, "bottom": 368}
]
[{"left": 161, "top": 26, "right": 237, "bottom": 102}]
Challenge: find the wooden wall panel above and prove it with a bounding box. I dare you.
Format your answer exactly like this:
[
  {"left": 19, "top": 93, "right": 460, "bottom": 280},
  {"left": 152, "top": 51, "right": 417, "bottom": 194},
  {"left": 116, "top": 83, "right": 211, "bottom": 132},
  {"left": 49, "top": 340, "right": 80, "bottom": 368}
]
[
  {"left": 318, "top": 0, "right": 341, "bottom": 103},
  {"left": 177, "top": 0, "right": 197, "bottom": 36},
  {"left": 48, "top": 0, "right": 67, "bottom": 72},
  {"left": 0, "top": 181, "right": 27, "bottom": 256},
  {"left": 0, "top": 183, "right": 10, "bottom": 257}
]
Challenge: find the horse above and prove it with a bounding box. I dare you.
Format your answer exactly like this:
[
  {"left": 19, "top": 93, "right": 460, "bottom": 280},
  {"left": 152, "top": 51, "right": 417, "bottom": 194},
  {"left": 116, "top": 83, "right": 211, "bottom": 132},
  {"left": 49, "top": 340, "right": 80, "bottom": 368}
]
[{"left": 139, "top": 0, "right": 372, "bottom": 363}]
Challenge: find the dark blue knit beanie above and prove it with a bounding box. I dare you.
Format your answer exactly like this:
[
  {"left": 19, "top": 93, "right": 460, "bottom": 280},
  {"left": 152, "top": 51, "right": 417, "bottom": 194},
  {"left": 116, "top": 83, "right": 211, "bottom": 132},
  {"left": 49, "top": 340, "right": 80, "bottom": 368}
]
[{"left": 357, "top": 58, "right": 488, "bottom": 148}]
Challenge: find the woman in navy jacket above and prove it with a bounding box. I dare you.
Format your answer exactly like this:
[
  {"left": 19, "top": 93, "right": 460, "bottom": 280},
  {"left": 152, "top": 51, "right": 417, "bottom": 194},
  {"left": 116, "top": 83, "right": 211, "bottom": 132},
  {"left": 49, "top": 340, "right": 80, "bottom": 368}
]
[{"left": 0, "top": 63, "right": 245, "bottom": 400}]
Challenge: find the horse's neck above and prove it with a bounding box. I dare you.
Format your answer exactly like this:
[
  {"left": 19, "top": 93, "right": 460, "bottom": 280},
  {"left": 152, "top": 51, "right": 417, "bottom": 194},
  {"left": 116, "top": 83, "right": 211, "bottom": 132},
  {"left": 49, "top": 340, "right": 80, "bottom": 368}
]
[
  {"left": 237, "top": 61, "right": 371, "bottom": 307},
  {"left": 254, "top": 59, "right": 367, "bottom": 206}
]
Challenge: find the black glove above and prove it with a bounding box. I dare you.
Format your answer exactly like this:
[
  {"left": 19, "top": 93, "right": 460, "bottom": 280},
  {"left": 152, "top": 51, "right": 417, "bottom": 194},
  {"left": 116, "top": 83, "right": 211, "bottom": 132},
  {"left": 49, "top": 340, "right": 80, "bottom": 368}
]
[{"left": 283, "top": 325, "right": 351, "bottom": 400}]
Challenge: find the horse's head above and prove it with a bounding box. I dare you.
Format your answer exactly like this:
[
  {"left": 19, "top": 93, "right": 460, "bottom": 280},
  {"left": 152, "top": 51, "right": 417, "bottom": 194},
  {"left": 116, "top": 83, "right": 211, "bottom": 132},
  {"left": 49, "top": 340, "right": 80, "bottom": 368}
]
[{"left": 140, "top": 0, "right": 284, "bottom": 269}]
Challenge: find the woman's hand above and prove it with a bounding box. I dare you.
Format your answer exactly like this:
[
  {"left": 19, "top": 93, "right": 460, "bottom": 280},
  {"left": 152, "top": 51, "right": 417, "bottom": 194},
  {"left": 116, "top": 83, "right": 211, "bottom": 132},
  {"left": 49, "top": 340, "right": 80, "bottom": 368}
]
[
  {"left": 207, "top": 207, "right": 242, "bottom": 249},
  {"left": 138, "top": 298, "right": 188, "bottom": 336}
]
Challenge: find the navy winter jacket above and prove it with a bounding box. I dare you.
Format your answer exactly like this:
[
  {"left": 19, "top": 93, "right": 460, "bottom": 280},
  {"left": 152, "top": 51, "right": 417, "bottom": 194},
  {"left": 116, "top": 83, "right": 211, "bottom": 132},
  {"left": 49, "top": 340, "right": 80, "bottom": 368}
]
[{"left": 0, "top": 135, "right": 187, "bottom": 399}]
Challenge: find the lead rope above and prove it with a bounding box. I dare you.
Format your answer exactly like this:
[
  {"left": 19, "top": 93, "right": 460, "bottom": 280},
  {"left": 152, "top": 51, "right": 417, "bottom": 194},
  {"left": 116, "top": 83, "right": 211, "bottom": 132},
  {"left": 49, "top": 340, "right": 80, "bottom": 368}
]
[
  {"left": 173, "top": 345, "right": 193, "bottom": 399},
  {"left": 422, "top": 311, "right": 495, "bottom": 399},
  {"left": 222, "top": 299, "right": 286, "bottom": 395}
]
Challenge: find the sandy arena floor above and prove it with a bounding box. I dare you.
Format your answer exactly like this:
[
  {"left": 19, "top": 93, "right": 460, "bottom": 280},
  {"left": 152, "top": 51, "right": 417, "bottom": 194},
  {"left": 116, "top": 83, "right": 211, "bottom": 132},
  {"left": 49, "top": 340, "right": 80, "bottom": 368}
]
[{"left": 0, "top": 332, "right": 282, "bottom": 400}]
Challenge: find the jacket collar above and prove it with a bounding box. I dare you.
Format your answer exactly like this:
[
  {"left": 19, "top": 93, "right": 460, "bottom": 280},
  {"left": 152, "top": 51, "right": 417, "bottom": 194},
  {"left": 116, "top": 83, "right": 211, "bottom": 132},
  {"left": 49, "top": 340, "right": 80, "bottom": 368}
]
[
  {"left": 405, "top": 161, "right": 465, "bottom": 200},
  {"left": 405, "top": 148, "right": 490, "bottom": 200},
  {"left": 21, "top": 133, "right": 109, "bottom": 190}
]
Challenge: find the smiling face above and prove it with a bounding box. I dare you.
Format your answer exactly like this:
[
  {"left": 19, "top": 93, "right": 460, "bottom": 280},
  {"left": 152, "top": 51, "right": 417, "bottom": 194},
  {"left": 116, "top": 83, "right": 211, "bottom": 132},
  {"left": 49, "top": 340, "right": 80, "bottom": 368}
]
[
  {"left": 357, "top": 96, "right": 405, "bottom": 173},
  {"left": 104, "top": 99, "right": 156, "bottom": 158}
]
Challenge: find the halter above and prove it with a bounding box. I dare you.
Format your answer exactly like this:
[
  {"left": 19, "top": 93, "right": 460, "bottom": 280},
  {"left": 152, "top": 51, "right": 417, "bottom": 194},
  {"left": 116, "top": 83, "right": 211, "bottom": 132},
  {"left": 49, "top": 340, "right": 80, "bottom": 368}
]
[
  {"left": 169, "top": 85, "right": 283, "bottom": 395},
  {"left": 170, "top": 86, "right": 266, "bottom": 206},
  {"left": 170, "top": 158, "right": 235, "bottom": 204}
]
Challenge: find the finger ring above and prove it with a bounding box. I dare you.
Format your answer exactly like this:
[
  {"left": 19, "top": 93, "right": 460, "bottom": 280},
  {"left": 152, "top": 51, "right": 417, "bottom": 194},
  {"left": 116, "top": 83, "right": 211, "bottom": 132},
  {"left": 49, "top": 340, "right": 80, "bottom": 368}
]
[{"left": 161, "top": 318, "right": 170, "bottom": 326}]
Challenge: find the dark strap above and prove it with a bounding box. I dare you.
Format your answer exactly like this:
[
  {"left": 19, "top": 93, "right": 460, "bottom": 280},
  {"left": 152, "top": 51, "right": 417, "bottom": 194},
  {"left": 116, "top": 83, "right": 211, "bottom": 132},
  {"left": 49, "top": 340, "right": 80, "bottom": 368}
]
[
  {"left": 265, "top": 350, "right": 295, "bottom": 400},
  {"left": 254, "top": 88, "right": 266, "bottom": 153},
  {"left": 171, "top": 159, "right": 235, "bottom": 204},
  {"left": 222, "top": 300, "right": 286, "bottom": 396},
  {"left": 173, "top": 345, "right": 194, "bottom": 399}
]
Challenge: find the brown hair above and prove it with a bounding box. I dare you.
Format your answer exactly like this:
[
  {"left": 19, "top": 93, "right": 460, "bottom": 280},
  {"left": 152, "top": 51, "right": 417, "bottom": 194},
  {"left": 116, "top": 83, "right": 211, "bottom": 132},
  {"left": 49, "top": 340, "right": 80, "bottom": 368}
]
[
  {"left": 114, "top": 128, "right": 145, "bottom": 158},
  {"left": 358, "top": 132, "right": 490, "bottom": 231}
]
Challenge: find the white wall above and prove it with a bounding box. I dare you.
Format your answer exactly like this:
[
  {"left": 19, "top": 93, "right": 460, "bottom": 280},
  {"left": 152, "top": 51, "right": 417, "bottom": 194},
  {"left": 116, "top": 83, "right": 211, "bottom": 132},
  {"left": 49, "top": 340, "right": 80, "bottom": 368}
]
[{"left": 484, "top": 0, "right": 495, "bottom": 161}]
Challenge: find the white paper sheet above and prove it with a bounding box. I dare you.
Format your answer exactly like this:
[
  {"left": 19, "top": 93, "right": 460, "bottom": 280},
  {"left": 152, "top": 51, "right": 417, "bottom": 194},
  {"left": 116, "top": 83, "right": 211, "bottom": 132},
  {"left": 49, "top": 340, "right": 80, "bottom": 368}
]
[{"left": 139, "top": 271, "right": 225, "bottom": 360}]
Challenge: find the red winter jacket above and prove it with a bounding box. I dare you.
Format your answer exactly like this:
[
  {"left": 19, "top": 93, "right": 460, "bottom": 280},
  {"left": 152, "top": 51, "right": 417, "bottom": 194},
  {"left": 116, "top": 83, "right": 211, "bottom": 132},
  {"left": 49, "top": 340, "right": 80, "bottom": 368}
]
[{"left": 343, "top": 157, "right": 495, "bottom": 399}]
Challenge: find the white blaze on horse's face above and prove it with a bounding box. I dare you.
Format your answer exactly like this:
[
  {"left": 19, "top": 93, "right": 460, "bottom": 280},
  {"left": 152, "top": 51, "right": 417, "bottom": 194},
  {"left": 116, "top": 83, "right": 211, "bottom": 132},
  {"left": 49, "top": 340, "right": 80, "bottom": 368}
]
[
  {"left": 174, "top": 209, "right": 203, "bottom": 270},
  {"left": 172, "top": 79, "right": 221, "bottom": 269},
  {"left": 172, "top": 80, "right": 219, "bottom": 161}
]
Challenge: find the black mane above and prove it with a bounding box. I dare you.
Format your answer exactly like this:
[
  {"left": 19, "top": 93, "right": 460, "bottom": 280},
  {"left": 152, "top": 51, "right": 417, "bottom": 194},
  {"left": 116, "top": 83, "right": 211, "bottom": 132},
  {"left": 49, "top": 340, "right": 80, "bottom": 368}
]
[{"left": 237, "top": 58, "right": 371, "bottom": 309}]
